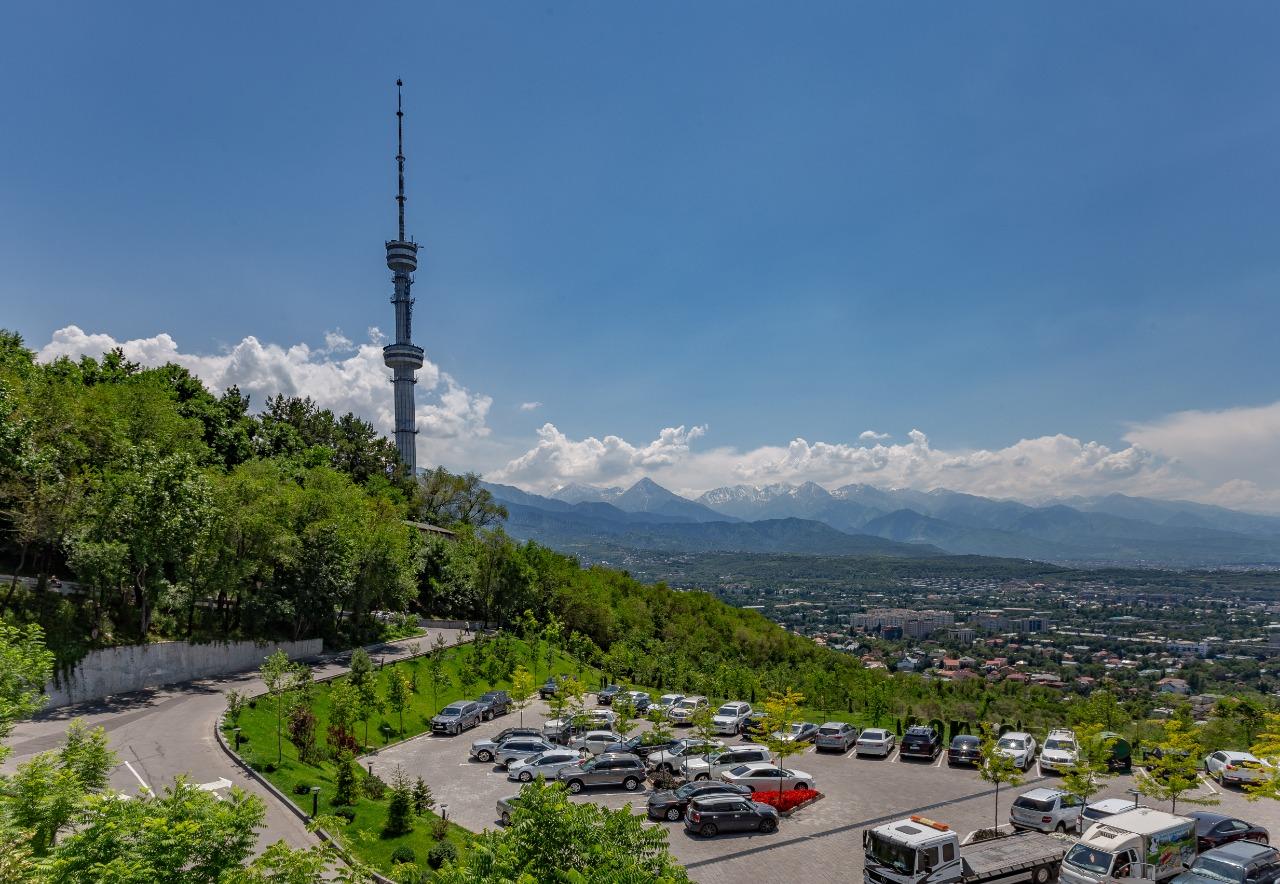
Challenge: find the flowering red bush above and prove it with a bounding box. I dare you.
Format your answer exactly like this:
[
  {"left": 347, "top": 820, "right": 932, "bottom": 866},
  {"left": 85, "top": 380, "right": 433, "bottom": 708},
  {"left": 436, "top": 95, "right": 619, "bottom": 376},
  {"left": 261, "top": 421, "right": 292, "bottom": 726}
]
[{"left": 750, "top": 788, "right": 821, "bottom": 814}]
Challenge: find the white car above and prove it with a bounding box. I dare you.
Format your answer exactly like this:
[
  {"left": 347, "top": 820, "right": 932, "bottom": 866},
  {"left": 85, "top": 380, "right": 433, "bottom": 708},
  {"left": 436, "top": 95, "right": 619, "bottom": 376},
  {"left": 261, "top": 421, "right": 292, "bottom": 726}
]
[
  {"left": 1039, "top": 729, "right": 1079, "bottom": 773},
  {"left": 719, "top": 761, "right": 814, "bottom": 793},
  {"left": 1009, "top": 788, "right": 1083, "bottom": 834},
  {"left": 855, "top": 728, "right": 896, "bottom": 757},
  {"left": 668, "top": 696, "right": 709, "bottom": 725},
  {"left": 1204, "top": 750, "right": 1272, "bottom": 785},
  {"left": 711, "top": 702, "right": 753, "bottom": 735},
  {"left": 1082, "top": 798, "right": 1148, "bottom": 825},
  {"left": 584, "top": 708, "right": 619, "bottom": 728},
  {"left": 506, "top": 749, "right": 585, "bottom": 782},
  {"left": 569, "top": 730, "right": 624, "bottom": 755},
  {"left": 996, "top": 732, "right": 1038, "bottom": 770},
  {"left": 683, "top": 745, "right": 772, "bottom": 781},
  {"left": 654, "top": 694, "right": 685, "bottom": 715},
  {"left": 647, "top": 738, "right": 725, "bottom": 773}
]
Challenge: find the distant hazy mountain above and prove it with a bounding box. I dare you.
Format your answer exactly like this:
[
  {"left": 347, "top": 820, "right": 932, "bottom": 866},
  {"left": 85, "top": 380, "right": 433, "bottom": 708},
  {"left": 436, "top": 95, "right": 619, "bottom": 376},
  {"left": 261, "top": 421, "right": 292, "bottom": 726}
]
[
  {"left": 1057, "top": 493, "right": 1280, "bottom": 538},
  {"left": 614, "top": 477, "right": 730, "bottom": 522},
  {"left": 550, "top": 482, "right": 624, "bottom": 505}
]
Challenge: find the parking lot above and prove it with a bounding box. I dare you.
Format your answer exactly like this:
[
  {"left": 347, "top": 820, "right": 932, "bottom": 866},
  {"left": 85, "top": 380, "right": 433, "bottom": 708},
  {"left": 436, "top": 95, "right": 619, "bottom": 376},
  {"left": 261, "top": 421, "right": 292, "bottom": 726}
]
[{"left": 368, "top": 700, "right": 1280, "bottom": 884}]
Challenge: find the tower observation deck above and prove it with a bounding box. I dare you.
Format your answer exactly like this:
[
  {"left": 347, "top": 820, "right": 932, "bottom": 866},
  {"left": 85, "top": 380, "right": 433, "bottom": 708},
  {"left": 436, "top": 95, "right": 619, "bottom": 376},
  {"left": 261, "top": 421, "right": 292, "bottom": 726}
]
[{"left": 383, "top": 79, "right": 424, "bottom": 473}]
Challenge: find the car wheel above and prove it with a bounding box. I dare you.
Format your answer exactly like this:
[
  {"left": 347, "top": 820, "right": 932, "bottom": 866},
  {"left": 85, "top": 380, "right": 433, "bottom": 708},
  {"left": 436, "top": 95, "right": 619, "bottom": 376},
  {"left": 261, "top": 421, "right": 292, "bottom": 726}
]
[
  {"left": 519, "top": 771, "right": 533, "bottom": 782},
  {"left": 695, "top": 773, "right": 709, "bottom": 781},
  {"left": 483, "top": 711, "right": 492, "bottom": 721},
  {"left": 1056, "top": 823, "right": 1066, "bottom": 834},
  {"left": 1034, "top": 867, "right": 1052, "bottom": 884},
  {"left": 700, "top": 822, "right": 719, "bottom": 837},
  {"left": 500, "top": 811, "right": 511, "bottom": 825},
  {"left": 477, "top": 750, "right": 493, "bottom": 763},
  {"left": 567, "top": 779, "right": 584, "bottom": 794},
  {"left": 795, "top": 782, "right": 809, "bottom": 791},
  {"left": 759, "top": 817, "right": 778, "bottom": 834},
  {"left": 665, "top": 806, "right": 682, "bottom": 821},
  {"left": 623, "top": 776, "right": 640, "bottom": 791},
  {"left": 1217, "top": 769, "right": 1225, "bottom": 784}
]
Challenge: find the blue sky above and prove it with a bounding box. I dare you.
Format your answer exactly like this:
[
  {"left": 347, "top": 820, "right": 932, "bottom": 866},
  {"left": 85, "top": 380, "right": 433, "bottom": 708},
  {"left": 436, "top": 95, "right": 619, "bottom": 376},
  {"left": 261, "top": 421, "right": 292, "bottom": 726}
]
[{"left": 4, "top": 3, "right": 1280, "bottom": 507}]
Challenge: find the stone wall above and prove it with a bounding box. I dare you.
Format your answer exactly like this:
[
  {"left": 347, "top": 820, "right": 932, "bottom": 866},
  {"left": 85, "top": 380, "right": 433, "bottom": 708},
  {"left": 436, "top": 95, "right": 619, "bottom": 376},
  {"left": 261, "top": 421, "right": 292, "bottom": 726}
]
[{"left": 45, "top": 638, "right": 323, "bottom": 709}]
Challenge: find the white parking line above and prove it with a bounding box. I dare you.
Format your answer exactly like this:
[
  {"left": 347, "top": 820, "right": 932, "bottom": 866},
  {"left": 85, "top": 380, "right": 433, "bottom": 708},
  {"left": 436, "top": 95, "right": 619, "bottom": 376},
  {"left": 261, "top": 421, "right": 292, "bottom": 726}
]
[
  {"left": 1200, "top": 773, "right": 1220, "bottom": 795},
  {"left": 935, "top": 752, "right": 946, "bottom": 768},
  {"left": 889, "top": 748, "right": 901, "bottom": 763},
  {"left": 123, "top": 760, "right": 150, "bottom": 791},
  {"left": 1035, "top": 763, "right": 1043, "bottom": 779}
]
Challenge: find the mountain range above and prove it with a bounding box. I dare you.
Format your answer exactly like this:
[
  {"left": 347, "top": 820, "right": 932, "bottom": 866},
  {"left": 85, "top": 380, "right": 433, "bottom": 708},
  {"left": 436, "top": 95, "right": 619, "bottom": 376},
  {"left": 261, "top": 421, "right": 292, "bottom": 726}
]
[{"left": 483, "top": 479, "right": 1280, "bottom": 567}]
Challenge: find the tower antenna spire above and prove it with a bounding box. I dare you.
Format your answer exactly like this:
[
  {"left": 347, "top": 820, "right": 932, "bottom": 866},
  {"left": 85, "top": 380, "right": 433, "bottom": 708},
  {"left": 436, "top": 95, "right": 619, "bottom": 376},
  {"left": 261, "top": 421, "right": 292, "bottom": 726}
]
[{"left": 396, "top": 78, "right": 406, "bottom": 241}]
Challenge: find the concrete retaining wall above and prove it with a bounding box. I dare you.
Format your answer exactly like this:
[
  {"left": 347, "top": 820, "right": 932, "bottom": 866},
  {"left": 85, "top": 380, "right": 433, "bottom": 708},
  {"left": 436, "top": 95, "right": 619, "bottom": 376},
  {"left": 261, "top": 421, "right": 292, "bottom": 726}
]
[
  {"left": 418, "top": 618, "right": 485, "bottom": 630},
  {"left": 46, "top": 638, "right": 323, "bottom": 709}
]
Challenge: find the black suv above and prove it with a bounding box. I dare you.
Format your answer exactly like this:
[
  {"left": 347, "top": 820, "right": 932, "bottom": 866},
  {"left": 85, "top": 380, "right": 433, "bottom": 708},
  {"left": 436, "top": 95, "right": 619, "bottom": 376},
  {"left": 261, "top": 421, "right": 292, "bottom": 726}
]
[
  {"left": 476, "top": 690, "right": 511, "bottom": 720},
  {"left": 647, "top": 780, "right": 753, "bottom": 821},
  {"left": 539, "top": 675, "right": 567, "bottom": 700},
  {"left": 596, "top": 684, "right": 623, "bottom": 705},
  {"left": 900, "top": 725, "right": 942, "bottom": 760},
  {"left": 684, "top": 794, "right": 779, "bottom": 837}
]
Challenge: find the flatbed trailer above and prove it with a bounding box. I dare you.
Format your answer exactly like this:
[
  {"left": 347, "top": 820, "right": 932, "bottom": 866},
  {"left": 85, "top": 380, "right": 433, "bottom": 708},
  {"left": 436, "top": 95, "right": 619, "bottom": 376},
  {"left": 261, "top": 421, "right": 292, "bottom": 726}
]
[{"left": 961, "top": 831, "right": 1066, "bottom": 884}]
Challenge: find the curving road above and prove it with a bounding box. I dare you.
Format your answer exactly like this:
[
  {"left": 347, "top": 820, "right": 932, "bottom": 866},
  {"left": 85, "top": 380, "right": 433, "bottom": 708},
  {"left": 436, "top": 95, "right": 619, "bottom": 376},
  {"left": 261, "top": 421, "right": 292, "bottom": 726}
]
[{"left": 3, "top": 628, "right": 464, "bottom": 852}]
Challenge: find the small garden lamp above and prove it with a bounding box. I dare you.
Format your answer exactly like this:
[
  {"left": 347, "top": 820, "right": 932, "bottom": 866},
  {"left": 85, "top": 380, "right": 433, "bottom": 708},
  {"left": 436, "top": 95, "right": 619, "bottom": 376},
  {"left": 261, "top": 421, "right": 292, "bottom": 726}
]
[
  {"left": 441, "top": 803, "right": 449, "bottom": 821},
  {"left": 232, "top": 727, "right": 242, "bottom": 751},
  {"left": 1127, "top": 787, "right": 1142, "bottom": 808},
  {"left": 310, "top": 786, "right": 322, "bottom": 818}
]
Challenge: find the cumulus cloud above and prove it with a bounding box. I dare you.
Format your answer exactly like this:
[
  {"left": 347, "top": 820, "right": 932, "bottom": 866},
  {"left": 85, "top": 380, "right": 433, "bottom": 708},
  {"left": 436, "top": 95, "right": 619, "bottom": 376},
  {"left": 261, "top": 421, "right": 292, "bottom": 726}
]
[
  {"left": 37, "top": 325, "right": 491, "bottom": 465},
  {"left": 519, "top": 401, "right": 543, "bottom": 412},
  {"left": 859, "top": 430, "right": 891, "bottom": 441},
  {"left": 494, "top": 408, "right": 1280, "bottom": 513}
]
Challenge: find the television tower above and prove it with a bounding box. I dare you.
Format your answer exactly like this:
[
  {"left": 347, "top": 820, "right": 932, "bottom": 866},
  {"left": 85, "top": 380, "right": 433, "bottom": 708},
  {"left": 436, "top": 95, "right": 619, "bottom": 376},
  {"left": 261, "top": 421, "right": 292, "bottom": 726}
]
[{"left": 382, "top": 79, "right": 425, "bottom": 473}]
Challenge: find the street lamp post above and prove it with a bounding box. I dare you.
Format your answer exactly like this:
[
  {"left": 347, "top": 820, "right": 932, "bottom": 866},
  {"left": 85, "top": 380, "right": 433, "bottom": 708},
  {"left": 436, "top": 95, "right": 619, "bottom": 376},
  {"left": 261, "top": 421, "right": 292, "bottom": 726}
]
[
  {"left": 310, "top": 786, "right": 322, "bottom": 818},
  {"left": 232, "top": 727, "right": 242, "bottom": 752}
]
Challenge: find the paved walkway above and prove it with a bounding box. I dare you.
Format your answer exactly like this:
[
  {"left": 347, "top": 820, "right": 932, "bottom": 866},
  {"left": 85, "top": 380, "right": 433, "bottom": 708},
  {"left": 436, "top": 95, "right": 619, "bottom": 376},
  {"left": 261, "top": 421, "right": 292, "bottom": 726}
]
[{"left": 3, "top": 629, "right": 464, "bottom": 852}]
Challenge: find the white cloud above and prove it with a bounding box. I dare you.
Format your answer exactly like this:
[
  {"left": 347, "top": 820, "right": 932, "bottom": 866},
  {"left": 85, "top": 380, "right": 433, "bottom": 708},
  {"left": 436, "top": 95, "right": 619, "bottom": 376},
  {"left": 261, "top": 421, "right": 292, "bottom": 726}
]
[
  {"left": 494, "top": 408, "right": 1280, "bottom": 513},
  {"left": 859, "top": 430, "right": 891, "bottom": 441},
  {"left": 36, "top": 325, "right": 491, "bottom": 467},
  {"left": 519, "top": 401, "right": 543, "bottom": 412}
]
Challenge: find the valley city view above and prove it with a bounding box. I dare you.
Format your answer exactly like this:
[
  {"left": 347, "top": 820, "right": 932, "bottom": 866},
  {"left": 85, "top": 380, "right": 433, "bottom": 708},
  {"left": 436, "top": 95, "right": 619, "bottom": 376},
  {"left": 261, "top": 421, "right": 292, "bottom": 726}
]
[{"left": 5, "top": 4, "right": 1280, "bottom": 883}]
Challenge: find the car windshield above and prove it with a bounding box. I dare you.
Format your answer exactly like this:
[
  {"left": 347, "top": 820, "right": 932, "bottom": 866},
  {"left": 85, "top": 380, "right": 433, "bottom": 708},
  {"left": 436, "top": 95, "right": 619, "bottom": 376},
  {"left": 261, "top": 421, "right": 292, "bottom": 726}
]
[
  {"left": 716, "top": 705, "right": 739, "bottom": 715},
  {"left": 789, "top": 724, "right": 806, "bottom": 734},
  {"left": 676, "top": 700, "right": 695, "bottom": 709},
  {"left": 728, "top": 764, "right": 752, "bottom": 776},
  {"left": 1065, "top": 845, "right": 1115, "bottom": 876},
  {"left": 999, "top": 738, "right": 1025, "bottom": 750},
  {"left": 1014, "top": 797, "right": 1056, "bottom": 812},
  {"left": 1188, "top": 857, "right": 1247, "bottom": 884},
  {"left": 819, "top": 726, "right": 842, "bottom": 735},
  {"left": 440, "top": 706, "right": 463, "bottom": 716},
  {"left": 862, "top": 730, "right": 886, "bottom": 740},
  {"left": 868, "top": 833, "right": 915, "bottom": 875},
  {"left": 953, "top": 738, "right": 977, "bottom": 747},
  {"left": 1045, "top": 739, "right": 1074, "bottom": 751}
]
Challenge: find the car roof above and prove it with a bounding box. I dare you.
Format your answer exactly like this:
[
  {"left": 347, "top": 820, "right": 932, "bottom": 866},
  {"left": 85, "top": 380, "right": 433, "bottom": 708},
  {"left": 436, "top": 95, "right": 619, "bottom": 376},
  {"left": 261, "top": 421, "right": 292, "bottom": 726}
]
[
  {"left": 1089, "top": 798, "right": 1142, "bottom": 811},
  {"left": 1020, "top": 788, "right": 1064, "bottom": 801},
  {"left": 1205, "top": 841, "right": 1277, "bottom": 862},
  {"left": 1002, "top": 731, "right": 1032, "bottom": 739},
  {"left": 1191, "top": 811, "right": 1231, "bottom": 824},
  {"left": 861, "top": 728, "right": 889, "bottom": 736},
  {"left": 596, "top": 752, "right": 641, "bottom": 761},
  {"left": 951, "top": 734, "right": 979, "bottom": 743},
  {"left": 690, "top": 793, "right": 753, "bottom": 806},
  {"left": 1047, "top": 728, "right": 1075, "bottom": 737},
  {"left": 820, "top": 721, "right": 850, "bottom": 728},
  {"left": 1220, "top": 750, "right": 1261, "bottom": 761},
  {"left": 906, "top": 725, "right": 935, "bottom": 733}
]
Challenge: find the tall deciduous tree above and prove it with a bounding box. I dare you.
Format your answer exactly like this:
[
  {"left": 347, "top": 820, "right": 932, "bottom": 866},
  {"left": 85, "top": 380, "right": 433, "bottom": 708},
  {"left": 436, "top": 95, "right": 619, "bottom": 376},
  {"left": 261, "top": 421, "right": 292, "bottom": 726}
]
[
  {"left": 510, "top": 665, "right": 535, "bottom": 727},
  {"left": 760, "top": 688, "right": 806, "bottom": 796},
  {"left": 979, "top": 725, "right": 1025, "bottom": 829},
  {"left": 1138, "top": 719, "right": 1217, "bottom": 814}
]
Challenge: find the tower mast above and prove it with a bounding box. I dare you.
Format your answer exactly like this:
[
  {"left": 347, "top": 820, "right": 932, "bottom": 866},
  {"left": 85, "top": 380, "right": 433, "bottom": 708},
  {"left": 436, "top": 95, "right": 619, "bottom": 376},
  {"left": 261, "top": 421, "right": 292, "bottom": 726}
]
[{"left": 382, "top": 79, "right": 425, "bottom": 474}]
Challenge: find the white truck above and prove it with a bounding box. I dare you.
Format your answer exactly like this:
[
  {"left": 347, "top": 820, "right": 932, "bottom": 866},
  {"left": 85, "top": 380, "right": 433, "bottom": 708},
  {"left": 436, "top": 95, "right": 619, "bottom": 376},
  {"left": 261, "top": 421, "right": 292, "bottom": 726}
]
[
  {"left": 863, "top": 815, "right": 1066, "bottom": 884},
  {"left": 1059, "top": 808, "right": 1197, "bottom": 884}
]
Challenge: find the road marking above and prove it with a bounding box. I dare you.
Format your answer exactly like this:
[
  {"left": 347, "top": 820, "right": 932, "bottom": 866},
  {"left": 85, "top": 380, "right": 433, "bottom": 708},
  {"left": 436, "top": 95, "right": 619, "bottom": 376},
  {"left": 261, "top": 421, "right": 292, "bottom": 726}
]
[
  {"left": 1201, "top": 773, "right": 1220, "bottom": 795},
  {"left": 123, "top": 760, "right": 150, "bottom": 791},
  {"left": 1035, "top": 762, "right": 1043, "bottom": 779},
  {"left": 935, "top": 752, "right": 946, "bottom": 768},
  {"left": 889, "top": 748, "right": 901, "bottom": 763},
  {"left": 198, "top": 777, "right": 232, "bottom": 792}
]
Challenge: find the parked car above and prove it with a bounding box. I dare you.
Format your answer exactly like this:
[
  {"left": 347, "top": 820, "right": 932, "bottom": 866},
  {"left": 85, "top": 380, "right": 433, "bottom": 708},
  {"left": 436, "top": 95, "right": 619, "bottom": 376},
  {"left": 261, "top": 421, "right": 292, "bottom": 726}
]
[
  {"left": 648, "top": 739, "right": 725, "bottom": 774},
  {"left": 772, "top": 721, "right": 819, "bottom": 744},
  {"left": 719, "top": 761, "right": 813, "bottom": 793},
  {"left": 647, "top": 780, "right": 753, "bottom": 821},
  {"left": 584, "top": 708, "right": 619, "bottom": 728},
  {"left": 1172, "top": 841, "right": 1280, "bottom": 884},
  {"left": 1189, "top": 812, "right": 1271, "bottom": 852},
  {"left": 475, "top": 690, "right": 511, "bottom": 720},
  {"left": 711, "top": 702, "right": 753, "bottom": 735},
  {"left": 1205, "top": 751, "right": 1272, "bottom": 786},
  {"left": 654, "top": 694, "right": 685, "bottom": 715},
  {"left": 1009, "top": 787, "right": 1084, "bottom": 834},
  {"left": 1039, "top": 729, "right": 1079, "bottom": 773},
  {"left": 604, "top": 733, "right": 678, "bottom": 760},
  {"left": 815, "top": 722, "right": 859, "bottom": 753},
  {"left": 470, "top": 727, "right": 543, "bottom": 762},
  {"left": 1082, "top": 798, "right": 1148, "bottom": 825},
  {"left": 596, "top": 684, "right": 623, "bottom": 705},
  {"left": 684, "top": 745, "right": 773, "bottom": 781},
  {"left": 556, "top": 752, "right": 647, "bottom": 793},
  {"left": 541, "top": 718, "right": 594, "bottom": 744},
  {"left": 996, "top": 731, "right": 1037, "bottom": 770},
  {"left": 741, "top": 712, "right": 770, "bottom": 740},
  {"left": 668, "top": 695, "right": 709, "bottom": 725},
  {"left": 618, "top": 690, "right": 652, "bottom": 714},
  {"left": 431, "top": 700, "right": 484, "bottom": 735},
  {"left": 947, "top": 734, "right": 982, "bottom": 767},
  {"left": 496, "top": 794, "right": 522, "bottom": 826},
  {"left": 855, "top": 727, "right": 896, "bottom": 757},
  {"left": 495, "top": 737, "right": 558, "bottom": 767},
  {"left": 900, "top": 725, "right": 942, "bottom": 760},
  {"left": 539, "top": 675, "right": 568, "bottom": 700},
  {"left": 506, "top": 748, "right": 587, "bottom": 782},
  {"left": 569, "top": 730, "right": 625, "bottom": 755},
  {"left": 684, "top": 793, "right": 779, "bottom": 837}
]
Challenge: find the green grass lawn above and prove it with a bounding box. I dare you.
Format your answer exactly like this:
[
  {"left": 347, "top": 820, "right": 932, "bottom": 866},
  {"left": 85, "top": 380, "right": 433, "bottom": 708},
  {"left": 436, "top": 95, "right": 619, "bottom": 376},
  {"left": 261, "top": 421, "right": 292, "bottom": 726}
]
[{"left": 225, "top": 635, "right": 594, "bottom": 877}]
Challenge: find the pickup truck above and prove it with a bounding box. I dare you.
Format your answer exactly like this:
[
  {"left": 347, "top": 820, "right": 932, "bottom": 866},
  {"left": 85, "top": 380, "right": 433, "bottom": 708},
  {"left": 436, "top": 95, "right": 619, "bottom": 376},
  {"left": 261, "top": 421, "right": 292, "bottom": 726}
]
[{"left": 864, "top": 815, "right": 1065, "bottom": 884}]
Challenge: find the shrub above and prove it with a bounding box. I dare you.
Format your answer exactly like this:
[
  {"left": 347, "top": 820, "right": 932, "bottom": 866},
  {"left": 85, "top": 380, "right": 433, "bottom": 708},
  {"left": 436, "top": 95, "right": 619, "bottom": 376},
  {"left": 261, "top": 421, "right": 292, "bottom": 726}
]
[
  {"left": 390, "top": 846, "right": 417, "bottom": 865},
  {"left": 332, "top": 806, "right": 357, "bottom": 823},
  {"left": 750, "top": 788, "right": 821, "bottom": 814},
  {"left": 363, "top": 772, "right": 388, "bottom": 800},
  {"left": 263, "top": 761, "right": 277, "bottom": 773},
  {"left": 293, "top": 782, "right": 313, "bottom": 795},
  {"left": 430, "top": 816, "right": 450, "bottom": 841},
  {"left": 426, "top": 841, "right": 457, "bottom": 870},
  {"left": 649, "top": 768, "right": 681, "bottom": 791}
]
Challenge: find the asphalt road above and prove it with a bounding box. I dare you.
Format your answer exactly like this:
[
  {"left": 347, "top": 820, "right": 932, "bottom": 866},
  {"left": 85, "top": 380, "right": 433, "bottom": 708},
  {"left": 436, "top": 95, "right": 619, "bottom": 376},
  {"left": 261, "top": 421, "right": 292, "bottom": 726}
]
[{"left": 3, "top": 628, "right": 464, "bottom": 853}]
